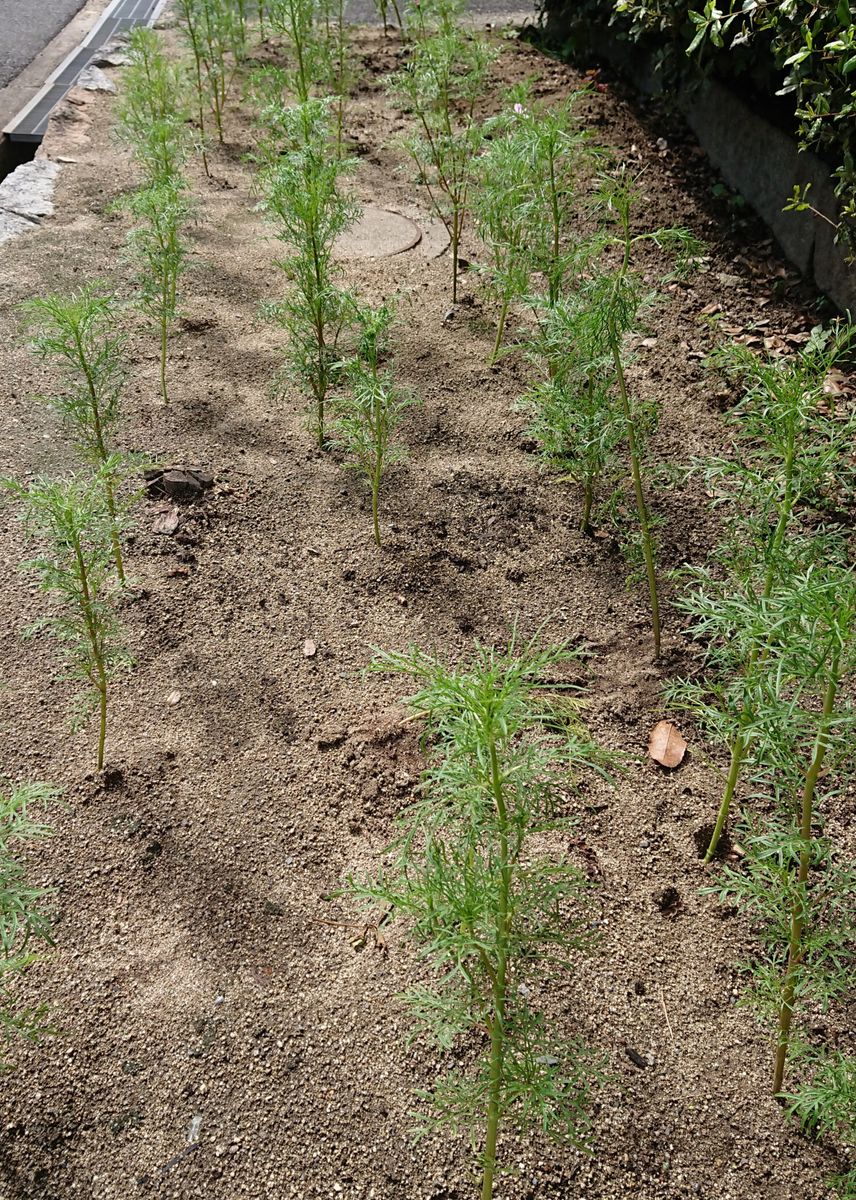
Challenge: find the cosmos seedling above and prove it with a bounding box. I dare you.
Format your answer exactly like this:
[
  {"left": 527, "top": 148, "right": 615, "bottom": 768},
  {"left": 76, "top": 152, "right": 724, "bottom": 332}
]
[
  {"left": 256, "top": 97, "right": 358, "bottom": 447},
  {"left": 124, "top": 178, "right": 191, "bottom": 405},
  {"left": 332, "top": 303, "right": 417, "bottom": 546},
  {"left": 117, "top": 26, "right": 191, "bottom": 183},
  {"left": 22, "top": 284, "right": 134, "bottom": 584},
  {"left": 174, "top": 0, "right": 216, "bottom": 172},
  {"left": 266, "top": 0, "right": 326, "bottom": 103},
  {"left": 473, "top": 90, "right": 592, "bottom": 359},
  {"left": 190, "top": 0, "right": 236, "bottom": 142},
  {"left": 389, "top": 22, "right": 496, "bottom": 302},
  {"left": 579, "top": 176, "right": 700, "bottom": 658},
  {"left": 704, "top": 566, "right": 855, "bottom": 1103},
  {"left": 6, "top": 474, "right": 132, "bottom": 771},
  {"left": 352, "top": 634, "right": 608, "bottom": 1199},
  {"left": 522, "top": 284, "right": 629, "bottom": 535},
  {"left": 317, "top": 0, "right": 356, "bottom": 156},
  {"left": 669, "top": 325, "right": 856, "bottom": 860}
]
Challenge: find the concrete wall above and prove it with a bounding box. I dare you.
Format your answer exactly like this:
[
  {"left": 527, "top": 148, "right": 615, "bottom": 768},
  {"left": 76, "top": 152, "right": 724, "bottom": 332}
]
[{"left": 677, "top": 78, "right": 855, "bottom": 313}]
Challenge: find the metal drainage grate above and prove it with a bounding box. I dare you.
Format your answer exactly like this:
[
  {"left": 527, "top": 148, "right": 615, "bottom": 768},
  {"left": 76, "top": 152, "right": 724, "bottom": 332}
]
[{"left": 4, "top": 0, "right": 165, "bottom": 144}]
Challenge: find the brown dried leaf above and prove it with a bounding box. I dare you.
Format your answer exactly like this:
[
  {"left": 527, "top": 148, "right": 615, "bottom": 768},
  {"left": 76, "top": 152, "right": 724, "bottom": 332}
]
[
  {"left": 823, "top": 369, "right": 847, "bottom": 397},
  {"left": 648, "top": 720, "right": 687, "bottom": 769},
  {"left": 152, "top": 504, "right": 180, "bottom": 535}
]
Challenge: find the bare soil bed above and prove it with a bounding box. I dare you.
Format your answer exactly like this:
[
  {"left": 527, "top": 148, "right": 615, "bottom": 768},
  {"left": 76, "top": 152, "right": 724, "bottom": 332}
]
[{"left": 0, "top": 15, "right": 851, "bottom": 1200}]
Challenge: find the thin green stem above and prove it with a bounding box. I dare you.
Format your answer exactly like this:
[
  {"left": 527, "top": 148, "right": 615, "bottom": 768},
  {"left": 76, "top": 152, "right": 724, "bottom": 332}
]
[
  {"left": 72, "top": 538, "right": 109, "bottom": 770},
  {"left": 547, "top": 149, "right": 560, "bottom": 307},
  {"left": 704, "top": 731, "right": 746, "bottom": 863},
  {"left": 706, "top": 437, "right": 798, "bottom": 858},
  {"left": 581, "top": 481, "right": 594, "bottom": 536},
  {"left": 160, "top": 311, "right": 169, "bottom": 405},
  {"left": 71, "top": 323, "right": 125, "bottom": 583},
  {"left": 97, "top": 683, "right": 108, "bottom": 771},
  {"left": 482, "top": 735, "right": 510, "bottom": 1200},
  {"left": 104, "top": 477, "right": 126, "bottom": 585},
  {"left": 372, "top": 462, "right": 381, "bottom": 547},
  {"left": 610, "top": 330, "right": 660, "bottom": 658},
  {"left": 772, "top": 660, "right": 839, "bottom": 1096}
]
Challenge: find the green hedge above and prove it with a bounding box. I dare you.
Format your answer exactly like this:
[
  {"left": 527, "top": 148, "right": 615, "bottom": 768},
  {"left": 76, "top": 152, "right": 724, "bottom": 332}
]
[{"left": 544, "top": 0, "right": 856, "bottom": 246}]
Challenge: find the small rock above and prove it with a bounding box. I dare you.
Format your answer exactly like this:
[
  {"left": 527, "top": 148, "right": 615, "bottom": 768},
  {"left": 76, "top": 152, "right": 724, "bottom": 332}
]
[
  {"left": 162, "top": 470, "right": 203, "bottom": 502},
  {"left": 165, "top": 689, "right": 182, "bottom": 706},
  {"left": 186, "top": 467, "right": 215, "bottom": 489},
  {"left": 303, "top": 639, "right": 316, "bottom": 658},
  {"left": 77, "top": 65, "right": 117, "bottom": 92}
]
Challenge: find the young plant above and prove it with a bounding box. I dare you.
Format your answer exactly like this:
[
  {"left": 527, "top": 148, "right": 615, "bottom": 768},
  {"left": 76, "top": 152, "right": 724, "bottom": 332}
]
[
  {"left": 331, "top": 303, "right": 417, "bottom": 546},
  {"left": 771, "top": 568, "right": 855, "bottom": 1095},
  {"left": 352, "top": 634, "right": 609, "bottom": 1199},
  {"left": 389, "top": 21, "right": 496, "bottom": 302},
  {"left": 21, "top": 284, "right": 133, "bottom": 584},
  {"left": 256, "top": 97, "right": 358, "bottom": 447},
  {"left": 5, "top": 474, "right": 132, "bottom": 770},
  {"left": 231, "top": 0, "right": 250, "bottom": 60},
  {"left": 0, "top": 782, "right": 56, "bottom": 1059},
  {"left": 522, "top": 282, "right": 630, "bottom": 535},
  {"left": 472, "top": 90, "right": 592, "bottom": 359},
  {"left": 578, "top": 177, "right": 700, "bottom": 658},
  {"left": 175, "top": 0, "right": 216, "bottom": 172},
  {"left": 116, "top": 26, "right": 191, "bottom": 183},
  {"left": 194, "top": 0, "right": 236, "bottom": 143},
  {"left": 317, "top": 0, "right": 355, "bottom": 157},
  {"left": 669, "top": 325, "right": 856, "bottom": 860},
  {"left": 124, "top": 178, "right": 191, "bottom": 405},
  {"left": 266, "top": 0, "right": 326, "bottom": 103},
  {"left": 706, "top": 566, "right": 855, "bottom": 1100}
]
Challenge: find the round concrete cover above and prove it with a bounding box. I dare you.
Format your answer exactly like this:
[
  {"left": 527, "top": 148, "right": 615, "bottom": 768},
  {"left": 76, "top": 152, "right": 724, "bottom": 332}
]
[{"left": 336, "top": 206, "right": 422, "bottom": 258}]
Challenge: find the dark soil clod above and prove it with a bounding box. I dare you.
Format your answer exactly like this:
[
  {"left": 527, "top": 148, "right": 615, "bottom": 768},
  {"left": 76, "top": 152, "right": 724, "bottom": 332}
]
[
  {"left": 625, "top": 1047, "right": 648, "bottom": 1069},
  {"left": 694, "top": 822, "right": 732, "bottom": 860},
  {"left": 654, "top": 886, "right": 684, "bottom": 918}
]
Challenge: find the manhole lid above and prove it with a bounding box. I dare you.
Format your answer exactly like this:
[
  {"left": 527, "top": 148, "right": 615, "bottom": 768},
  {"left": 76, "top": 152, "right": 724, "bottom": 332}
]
[{"left": 336, "top": 206, "right": 422, "bottom": 259}]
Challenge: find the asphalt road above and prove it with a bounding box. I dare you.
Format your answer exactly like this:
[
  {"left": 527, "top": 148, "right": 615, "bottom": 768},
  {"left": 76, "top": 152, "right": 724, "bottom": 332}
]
[{"left": 0, "top": 0, "right": 87, "bottom": 88}]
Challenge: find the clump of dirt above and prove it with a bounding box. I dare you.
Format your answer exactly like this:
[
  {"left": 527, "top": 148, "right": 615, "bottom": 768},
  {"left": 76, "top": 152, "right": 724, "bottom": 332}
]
[{"left": 0, "top": 14, "right": 849, "bottom": 1200}]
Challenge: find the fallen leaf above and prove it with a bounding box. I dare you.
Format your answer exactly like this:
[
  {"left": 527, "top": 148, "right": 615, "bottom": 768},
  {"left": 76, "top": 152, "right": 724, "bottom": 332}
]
[
  {"left": 648, "top": 720, "right": 687, "bottom": 769},
  {"left": 152, "top": 504, "right": 180, "bottom": 535},
  {"left": 165, "top": 689, "right": 182, "bottom": 706},
  {"left": 303, "top": 639, "right": 317, "bottom": 658},
  {"left": 823, "top": 369, "right": 846, "bottom": 396},
  {"left": 699, "top": 301, "right": 721, "bottom": 317}
]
